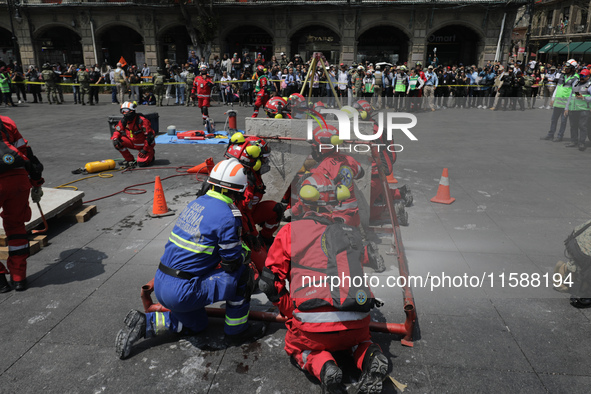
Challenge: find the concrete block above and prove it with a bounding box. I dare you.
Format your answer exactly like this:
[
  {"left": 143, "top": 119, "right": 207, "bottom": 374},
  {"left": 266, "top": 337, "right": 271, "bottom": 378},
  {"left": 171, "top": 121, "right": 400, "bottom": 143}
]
[{"left": 0, "top": 188, "right": 84, "bottom": 235}]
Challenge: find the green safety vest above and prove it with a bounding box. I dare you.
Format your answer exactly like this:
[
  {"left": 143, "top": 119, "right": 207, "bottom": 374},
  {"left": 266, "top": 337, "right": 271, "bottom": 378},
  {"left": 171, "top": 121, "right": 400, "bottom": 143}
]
[
  {"left": 395, "top": 76, "right": 406, "bottom": 92},
  {"left": 554, "top": 74, "right": 579, "bottom": 108},
  {"left": 408, "top": 75, "right": 419, "bottom": 91},
  {"left": 570, "top": 80, "right": 591, "bottom": 111}
]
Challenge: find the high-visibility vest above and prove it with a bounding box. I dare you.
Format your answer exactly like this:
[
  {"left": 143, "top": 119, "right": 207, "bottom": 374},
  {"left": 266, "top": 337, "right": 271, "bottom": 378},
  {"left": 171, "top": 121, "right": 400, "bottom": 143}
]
[
  {"left": 395, "top": 75, "right": 406, "bottom": 92},
  {"left": 570, "top": 80, "right": 591, "bottom": 111},
  {"left": 554, "top": 74, "right": 579, "bottom": 108},
  {"left": 408, "top": 75, "right": 419, "bottom": 90}
]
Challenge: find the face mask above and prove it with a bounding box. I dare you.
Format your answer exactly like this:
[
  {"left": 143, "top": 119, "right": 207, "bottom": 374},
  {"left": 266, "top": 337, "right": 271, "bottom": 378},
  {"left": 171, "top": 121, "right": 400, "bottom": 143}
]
[{"left": 123, "top": 111, "right": 136, "bottom": 121}]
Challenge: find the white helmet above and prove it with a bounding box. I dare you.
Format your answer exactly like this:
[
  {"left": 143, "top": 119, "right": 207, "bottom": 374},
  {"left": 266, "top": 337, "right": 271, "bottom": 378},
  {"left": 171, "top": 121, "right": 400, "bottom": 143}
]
[
  {"left": 566, "top": 59, "right": 578, "bottom": 68},
  {"left": 207, "top": 158, "right": 248, "bottom": 193},
  {"left": 120, "top": 101, "right": 137, "bottom": 114}
]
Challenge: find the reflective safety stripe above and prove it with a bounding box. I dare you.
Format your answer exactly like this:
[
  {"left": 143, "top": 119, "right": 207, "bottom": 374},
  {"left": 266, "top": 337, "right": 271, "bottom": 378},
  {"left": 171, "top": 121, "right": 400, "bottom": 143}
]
[
  {"left": 264, "top": 222, "right": 279, "bottom": 229},
  {"left": 14, "top": 138, "right": 26, "bottom": 148},
  {"left": 219, "top": 240, "right": 241, "bottom": 250},
  {"left": 225, "top": 311, "right": 249, "bottom": 326},
  {"left": 293, "top": 311, "right": 369, "bottom": 323},
  {"left": 176, "top": 321, "right": 183, "bottom": 333},
  {"left": 301, "top": 350, "right": 311, "bottom": 367},
  {"left": 439, "top": 176, "right": 450, "bottom": 187},
  {"left": 169, "top": 231, "right": 214, "bottom": 255},
  {"left": 154, "top": 312, "right": 168, "bottom": 335},
  {"left": 227, "top": 299, "right": 245, "bottom": 307},
  {"left": 133, "top": 143, "right": 144, "bottom": 147},
  {"left": 8, "top": 244, "right": 29, "bottom": 252},
  {"left": 197, "top": 94, "right": 210, "bottom": 98}
]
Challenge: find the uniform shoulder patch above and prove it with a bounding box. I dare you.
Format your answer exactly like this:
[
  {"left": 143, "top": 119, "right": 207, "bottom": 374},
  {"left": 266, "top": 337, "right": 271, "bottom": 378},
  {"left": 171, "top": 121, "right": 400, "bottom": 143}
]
[
  {"left": 116, "top": 126, "right": 121, "bottom": 131},
  {"left": 228, "top": 203, "right": 242, "bottom": 217}
]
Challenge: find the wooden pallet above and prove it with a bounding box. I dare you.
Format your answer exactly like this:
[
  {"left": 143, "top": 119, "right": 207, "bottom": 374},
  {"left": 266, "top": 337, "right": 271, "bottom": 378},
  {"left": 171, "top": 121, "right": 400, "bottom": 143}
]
[{"left": 0, "top": 205, "right": 96, "bottom": 247}]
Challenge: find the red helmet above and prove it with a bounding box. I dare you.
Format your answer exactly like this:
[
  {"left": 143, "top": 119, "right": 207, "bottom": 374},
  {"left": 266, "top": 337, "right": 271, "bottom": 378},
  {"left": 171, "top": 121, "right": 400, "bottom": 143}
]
[
  {"left": 311, "top": 124, "right": 343, "bottom": 148},
  {"left": 353, "top": 99, "right": 373, "bottom": 117},
  {"left": 288, "top": 93, "right": 306, "bottom": 108},
  {"left": 264, "top": 96, "right": 288, "bottom": 118},
  {"left": 224, "top": 133, "right": 270, "bottom": 172},
  {"left": 257, "top": 65, "right": 265, "bottom": 73}
]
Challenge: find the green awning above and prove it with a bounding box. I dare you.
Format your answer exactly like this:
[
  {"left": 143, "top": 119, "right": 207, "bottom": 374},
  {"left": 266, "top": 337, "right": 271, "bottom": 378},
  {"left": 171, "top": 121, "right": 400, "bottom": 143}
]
[
  {"left": 538, "top": 42, "right": 557, "bottom": 54},
  {"left": 570, "top": 42, "right": 591, "bottom": 54},
  {"left": 557, "top": 42, "right": 584, "bottom": 54},
  {"left": 550, "top": 43, "right": 567, "bottom": 54}
]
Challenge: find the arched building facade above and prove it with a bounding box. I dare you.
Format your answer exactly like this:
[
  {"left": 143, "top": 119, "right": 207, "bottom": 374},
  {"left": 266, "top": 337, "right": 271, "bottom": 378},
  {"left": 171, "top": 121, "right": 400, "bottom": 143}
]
[{"left": 0, "top": 1, "right": 524, "bottom": 71}]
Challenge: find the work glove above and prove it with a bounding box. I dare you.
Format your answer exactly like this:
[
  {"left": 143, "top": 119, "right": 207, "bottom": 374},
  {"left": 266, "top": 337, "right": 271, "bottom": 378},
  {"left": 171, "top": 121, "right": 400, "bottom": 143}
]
[
  {"left": 31, "top": 187, "right": 43, "bottom": 204},
  {"left": 273, "top": 202, "right": 286, "bottom": 222},
  {"left": 112, "top": 139, "right": 123, "bottom": 149},
  {"left": 138, "top": 149, "right": 148, "bottom": 159}
]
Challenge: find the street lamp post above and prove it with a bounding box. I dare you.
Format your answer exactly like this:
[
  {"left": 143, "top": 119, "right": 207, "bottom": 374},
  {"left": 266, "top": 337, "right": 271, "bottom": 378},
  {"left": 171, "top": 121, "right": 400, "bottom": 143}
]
[
  {"left": 6, "top": 0, "right": 23, "bottom": 67},
  {"left": 524, "top": 0, "right": 535, "bottom": 66}
]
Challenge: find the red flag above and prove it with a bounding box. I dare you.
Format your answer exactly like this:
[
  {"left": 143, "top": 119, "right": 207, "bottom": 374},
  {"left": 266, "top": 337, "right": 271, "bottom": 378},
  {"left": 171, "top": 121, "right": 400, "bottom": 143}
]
[{"left": 118, "top": 56, "right": 127, "bottom": 67}]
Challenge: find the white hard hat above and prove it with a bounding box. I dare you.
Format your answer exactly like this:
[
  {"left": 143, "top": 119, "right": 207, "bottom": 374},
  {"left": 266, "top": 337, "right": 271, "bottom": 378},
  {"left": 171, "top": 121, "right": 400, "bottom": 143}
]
[
  {"left": 207, "top": 158, "right": 248, "bottom": 192},
  {"left": 566, "top": 59, "right": 578, "bottom": 68}
]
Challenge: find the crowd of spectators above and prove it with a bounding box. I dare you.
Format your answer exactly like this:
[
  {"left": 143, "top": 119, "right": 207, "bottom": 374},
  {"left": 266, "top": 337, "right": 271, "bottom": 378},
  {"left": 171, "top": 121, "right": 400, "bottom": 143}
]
[{"left": 0, "top": 55, "right": 584, "bottom": 111}]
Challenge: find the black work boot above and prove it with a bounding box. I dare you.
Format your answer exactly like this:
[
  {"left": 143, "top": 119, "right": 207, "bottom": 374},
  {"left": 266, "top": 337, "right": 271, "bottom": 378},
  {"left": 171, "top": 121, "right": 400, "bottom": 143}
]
[
  {"left": 224, "top": 322, "right": 266, "bottom": 347},
  {"left": 397, "top": 185, "right": 413, "bottom": 207},
  {"left": 12, "top": 278, "right": 27, "bottom": 292},
  {"left": 357, "top": 345, "right": 389, "bottom": 394},
  {"left": 0, "top": 274, "right": 11, "bottom": 293},
  {"left": 320, "top": 361, "right": 347, "bottom": 394},
  {"left": 570, "top": 297, "right": 591, "bottom": 308},
  {"left": 367, "top": 242, "right": 386, "bottom": 273},
  {"left": 115, "top": 310, "right": 146, "bottom": 359}
]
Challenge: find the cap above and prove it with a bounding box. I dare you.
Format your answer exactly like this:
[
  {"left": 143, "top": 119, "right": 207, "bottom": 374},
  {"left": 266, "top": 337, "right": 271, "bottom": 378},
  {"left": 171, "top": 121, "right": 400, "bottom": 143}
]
[
  {"left": 580, "top": 69, "right": 590, "bottom": 77},
  {"left": 428, "top": 65, "right": 433, "bottom": 69}
]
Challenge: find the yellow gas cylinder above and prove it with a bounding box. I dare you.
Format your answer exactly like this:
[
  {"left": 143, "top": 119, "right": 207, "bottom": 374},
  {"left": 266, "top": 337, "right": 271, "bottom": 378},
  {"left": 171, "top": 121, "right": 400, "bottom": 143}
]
[{"left": 84, "top": 159, "right": 116, "bottom": 173}]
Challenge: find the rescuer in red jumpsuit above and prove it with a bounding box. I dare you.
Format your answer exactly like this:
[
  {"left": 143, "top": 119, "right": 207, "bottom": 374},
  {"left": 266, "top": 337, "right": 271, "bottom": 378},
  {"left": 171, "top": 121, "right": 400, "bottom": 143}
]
[
  {"left": 0, "top": 116, "right": 44, "bottom": 292},
  {"left": 224, "top": 133, "right": 284, "bottom": 273},
  {"left": 111, "top": 101, "right": 156, "bottom": 167},
  {"left": 307, "top": 124, "right": 364, "bottom": 227},
  {"left": 252, "top": 65, "right": 270, "bottom": 118},
  {"left": 191, "top": 64, "right": 214, "bottom": 125},
  {"left": 259, "top": 174, "right": 389, "bottom": 394}
]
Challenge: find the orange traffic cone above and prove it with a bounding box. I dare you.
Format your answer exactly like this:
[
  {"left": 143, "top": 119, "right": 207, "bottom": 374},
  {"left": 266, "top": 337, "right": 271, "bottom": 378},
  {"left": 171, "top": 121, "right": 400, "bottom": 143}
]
[
  {"left": 187, "top": 157, "right": 215, "bottom": 174},
  {"left": 386, "top": 172, "right": 398, "bottom": 184},
  {"left": 149, "top": 176, "right": 175, "bottom": 217},
  {"left": 431, "top": 168, "right": 455, "bottom": 204}
]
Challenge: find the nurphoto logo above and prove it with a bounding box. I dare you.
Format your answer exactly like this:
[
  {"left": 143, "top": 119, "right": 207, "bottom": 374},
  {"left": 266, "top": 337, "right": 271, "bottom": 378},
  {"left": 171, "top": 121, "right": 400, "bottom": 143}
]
[{"left": 307, "top": 109, "right": 418, "bottom": 153}]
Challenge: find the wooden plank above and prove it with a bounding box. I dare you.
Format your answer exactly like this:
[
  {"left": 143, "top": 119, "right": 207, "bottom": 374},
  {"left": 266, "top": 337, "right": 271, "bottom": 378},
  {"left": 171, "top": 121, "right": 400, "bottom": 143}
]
[
  {"left": 31, "top": 235, "right": 48, "bottom": 248},
  {"left": 72, "top": 205, "right": 97, "bottom": 223}
]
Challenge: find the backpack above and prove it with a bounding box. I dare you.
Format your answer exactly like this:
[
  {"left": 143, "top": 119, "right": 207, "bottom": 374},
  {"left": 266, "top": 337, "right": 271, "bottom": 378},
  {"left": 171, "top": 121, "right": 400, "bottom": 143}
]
[
  {"left": 77, "top": 71, "right": 88, "bottom": 82},
  {"left": 291, "top": 221, "right": 375, "bottom": 313},
  {"left": 555, "top": 220, "right": 591, "bottom": 297},
  {"left": 524, "top": 76, "right": 534, "bottom": 88}
]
